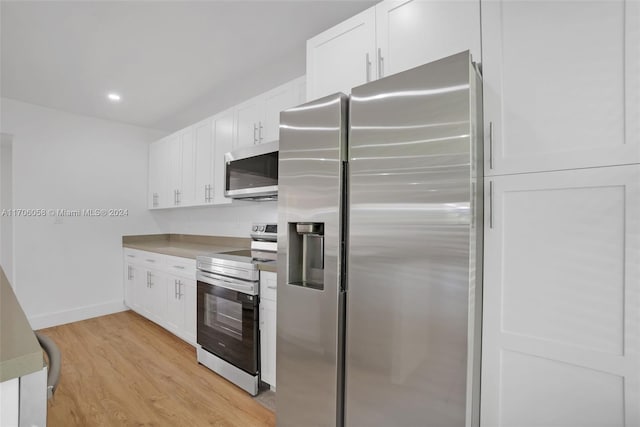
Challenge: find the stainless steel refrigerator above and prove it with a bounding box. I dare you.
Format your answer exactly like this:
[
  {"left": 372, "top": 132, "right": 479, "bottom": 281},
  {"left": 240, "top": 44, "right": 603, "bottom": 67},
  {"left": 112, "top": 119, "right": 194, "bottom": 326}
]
[{"left": 277, "top": 51, "right": 483, "bottom": 427}]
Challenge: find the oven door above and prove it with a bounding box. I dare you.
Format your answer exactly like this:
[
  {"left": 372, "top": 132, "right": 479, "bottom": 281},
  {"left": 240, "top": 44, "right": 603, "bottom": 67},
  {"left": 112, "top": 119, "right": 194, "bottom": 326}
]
[{"left": 197, "top": 277, "right": 258, "bottom": 374}]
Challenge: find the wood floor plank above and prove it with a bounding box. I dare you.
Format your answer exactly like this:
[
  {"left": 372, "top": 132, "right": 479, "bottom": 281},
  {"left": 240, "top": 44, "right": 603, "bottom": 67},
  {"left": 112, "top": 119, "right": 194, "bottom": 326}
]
[{"left": 39, "top": 310, "right": 275, "bottom": 427}]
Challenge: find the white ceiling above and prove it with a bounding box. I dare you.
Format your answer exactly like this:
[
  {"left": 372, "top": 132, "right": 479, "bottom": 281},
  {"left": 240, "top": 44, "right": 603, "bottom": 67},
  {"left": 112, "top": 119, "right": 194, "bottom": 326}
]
[{"left": 1, "top": 1, "right": 374, "bottom": 131}]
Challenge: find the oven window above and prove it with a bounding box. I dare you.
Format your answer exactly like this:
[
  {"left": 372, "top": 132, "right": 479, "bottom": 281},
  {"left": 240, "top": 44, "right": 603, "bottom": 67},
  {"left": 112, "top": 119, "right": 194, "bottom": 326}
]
[
  {"left": 226, "top": 152, "right": 278, "bottom": 191},
  {"left": 204, "top": 294, "right": 243, "bottom": 341}
]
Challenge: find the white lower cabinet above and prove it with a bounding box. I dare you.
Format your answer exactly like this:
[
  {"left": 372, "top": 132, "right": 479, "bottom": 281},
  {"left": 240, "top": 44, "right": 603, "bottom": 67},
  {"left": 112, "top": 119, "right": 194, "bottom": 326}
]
[
  {"left": 481, "top": 165, "right": 640, "bottom": 427},
  {"left": 260, "top": 271, "right": 277, "bottom": 388},
  {"left": 166, "top": 274, "right": 197, "bottom": 345},
  {"left": 123, "top": 249, "right": 197, "bottom": 346}
]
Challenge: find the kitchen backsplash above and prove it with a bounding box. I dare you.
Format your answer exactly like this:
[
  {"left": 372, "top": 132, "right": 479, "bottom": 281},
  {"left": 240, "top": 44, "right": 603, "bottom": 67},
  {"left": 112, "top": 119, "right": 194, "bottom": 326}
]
[{"left": 150, "top": 201, "right": 277, "bottom": 237}]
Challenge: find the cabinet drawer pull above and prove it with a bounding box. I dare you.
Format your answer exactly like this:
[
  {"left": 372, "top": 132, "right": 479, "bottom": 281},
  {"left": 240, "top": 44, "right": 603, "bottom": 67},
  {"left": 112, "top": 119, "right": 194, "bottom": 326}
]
[
  {"left": 267, "top": 286, "right": 277, "bottom": 290},
  {"left": 173, "top": 265, "right": 185, "bottom": 270}
]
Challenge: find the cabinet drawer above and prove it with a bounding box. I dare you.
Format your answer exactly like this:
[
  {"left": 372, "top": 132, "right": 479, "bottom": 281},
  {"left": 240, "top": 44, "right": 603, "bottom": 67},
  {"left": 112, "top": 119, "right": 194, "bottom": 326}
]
[
  {"left": 260, "top": 272, "right": 277, "bottom": 302},
  {"left": 165, "top": 255, "right": 196, "bottom": 278},
  {"left": 140, "top": 252, "right": 165, "bottom": 269},
  {"left": 123, "top": 248, "right": 145, "bottom": 262}
]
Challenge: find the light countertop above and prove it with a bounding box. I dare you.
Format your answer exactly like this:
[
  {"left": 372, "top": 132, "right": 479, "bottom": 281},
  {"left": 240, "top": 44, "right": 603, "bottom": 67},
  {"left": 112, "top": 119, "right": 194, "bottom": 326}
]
[
  {"left": 122, "top": 234, "right": 251, "bottom": 260},
  {"left": 0, "top": 266, "right": 44, "bottom": 383},
  {"left": 123, "top": 234, "right": 277, "bottom": 273}
]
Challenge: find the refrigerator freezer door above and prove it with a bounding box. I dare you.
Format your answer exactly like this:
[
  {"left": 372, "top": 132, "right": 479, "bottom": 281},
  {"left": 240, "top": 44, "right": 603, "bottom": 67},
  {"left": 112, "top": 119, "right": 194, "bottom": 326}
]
[
  {"left": 346, "top": 51, "right": 482, "bottom": 426},
  {"left": 277, "top": 93, "right": 348, "bottom": 427}
]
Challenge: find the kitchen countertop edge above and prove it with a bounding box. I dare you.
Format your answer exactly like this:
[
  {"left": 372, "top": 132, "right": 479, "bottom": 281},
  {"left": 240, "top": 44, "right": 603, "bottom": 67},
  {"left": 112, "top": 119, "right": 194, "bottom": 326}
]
[{"left": 0, "top": 267, "right": 44, "bottom": 383}]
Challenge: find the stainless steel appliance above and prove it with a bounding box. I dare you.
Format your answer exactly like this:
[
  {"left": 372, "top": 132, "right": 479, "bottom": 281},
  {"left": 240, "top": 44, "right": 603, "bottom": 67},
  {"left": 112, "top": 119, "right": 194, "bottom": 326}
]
[
  {"left": 196, "top": 223, "right": 277, "bottom": 396},
  {"left": 225, "top": 141, "right": 279, "bottom": 200},
  {"left": 277, "top": 51, "right": 483, "bottom": 426}
]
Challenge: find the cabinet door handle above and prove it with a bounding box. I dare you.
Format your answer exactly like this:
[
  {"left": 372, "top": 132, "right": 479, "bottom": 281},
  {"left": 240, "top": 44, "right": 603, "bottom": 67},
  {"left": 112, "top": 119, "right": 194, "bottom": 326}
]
[
  {"left": 174, "top": 279, "right": 179, "bottom": 299},
  {"left": 258, "top": 121, "right": 263, "bottom": 142},
  {"left": 365, "top": 53, "right": 372, "bottom": 82},
  {"left": 149, "top": 273, "right": 153, "bottom": 287},
  {"left": 377, "top": 48, "right": 384, "bottom": 78},
  {"left": 253, "top": 123, "right": 258, "bottom": 144},
  {"left": 176, "top": 189, "right": 181, "bottom": 205},
  {"left": 178, "top": 281, "right": 184, "bottom": 300}
]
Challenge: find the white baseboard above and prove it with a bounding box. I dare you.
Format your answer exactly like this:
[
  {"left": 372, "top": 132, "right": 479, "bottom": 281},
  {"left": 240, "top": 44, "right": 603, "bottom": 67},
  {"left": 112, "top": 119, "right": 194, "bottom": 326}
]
[{"left": 28, "top": 300, "right": 128, "bottom": 330}]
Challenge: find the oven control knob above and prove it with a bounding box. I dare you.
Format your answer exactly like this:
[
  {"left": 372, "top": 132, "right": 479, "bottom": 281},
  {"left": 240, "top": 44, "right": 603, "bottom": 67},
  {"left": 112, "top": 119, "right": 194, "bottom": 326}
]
[
  {"left": 252, "top": 226, "right": 259, "bottom": 232},
  {"left": 259, "top": 225, "right": 265, "bottom": 232}
]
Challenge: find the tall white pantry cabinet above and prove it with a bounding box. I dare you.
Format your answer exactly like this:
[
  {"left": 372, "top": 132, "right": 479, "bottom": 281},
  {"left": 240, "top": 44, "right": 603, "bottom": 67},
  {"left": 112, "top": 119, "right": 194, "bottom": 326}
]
[{"left": 480, "top": 1, "right": 640, "bottom": 426}]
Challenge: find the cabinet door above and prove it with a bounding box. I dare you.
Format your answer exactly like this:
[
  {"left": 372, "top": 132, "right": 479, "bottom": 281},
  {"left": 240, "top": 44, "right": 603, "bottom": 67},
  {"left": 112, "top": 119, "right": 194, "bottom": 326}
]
[
  {"left": 181, "top": 279, "right": 197, "bottom": 345},
  {"left": 147, "top": 269, "right": 166, "bottom": 324},
  {"left": 179, "top": 128, "right": 196, "bottom": 206},
  {"left": 124, "top": 262, "right": 135, "bottom": 308},
  {"left": 306, "top": 7, "right": 376, "bottom": 101},
  {"left": 148, "top": 139, "right": 168, "bottom": 209},
  {"left": 213, "top": 109, "right": 234, "bottom": 205},
  {"left": 235, "top": 98, "right": 264, "bottom": 149},
  {"left": 165, "top": 275, "right": 183, "bottom": 335},
  {"left": 376, "top": 0, "right": 481, "bottom": 78},
  {"left": 138, "top": 270, "right": 153, "bottom": 319},
  {"left": 262, "top": 78, "right": 305, "bottom": 143},
  {"left": 482, "top": 0, "right": 640, "bottom": 175},
  {"left": 260, "top": 298, "right": 277, "bottom": 387},
  {"left": 194, "top": 118, "right": 214, "bottom": 205},
  {"left": 166, "top": 134, "right": 182, "bottom": 206},
  {"left": 481, "top": 165, "right": 640, "bottom": 427}
]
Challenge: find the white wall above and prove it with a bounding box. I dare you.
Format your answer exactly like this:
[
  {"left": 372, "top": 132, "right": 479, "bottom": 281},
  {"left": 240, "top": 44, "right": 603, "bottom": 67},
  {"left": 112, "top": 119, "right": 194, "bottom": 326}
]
[
  {"left": 150, "top": 201, "right": 277, "bottom": 237},
  {"left": 0, "top": 98, "right": 166, "bottom": 329},
  {"left": 0, "top": 133, "right": 14, "bottom": 284}
]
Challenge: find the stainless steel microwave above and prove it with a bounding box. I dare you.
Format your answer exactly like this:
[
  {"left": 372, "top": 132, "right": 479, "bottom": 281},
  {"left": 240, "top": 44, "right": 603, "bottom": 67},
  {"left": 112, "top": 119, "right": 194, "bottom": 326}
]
[{"left": 224, "top": 141, "right": 278, "bottom": 200}]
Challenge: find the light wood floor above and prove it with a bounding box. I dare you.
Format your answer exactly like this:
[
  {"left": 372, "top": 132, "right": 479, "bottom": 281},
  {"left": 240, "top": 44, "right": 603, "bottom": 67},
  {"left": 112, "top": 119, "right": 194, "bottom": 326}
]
[{"left": 39, "top": 310, "right": 275, "bottom": 427}]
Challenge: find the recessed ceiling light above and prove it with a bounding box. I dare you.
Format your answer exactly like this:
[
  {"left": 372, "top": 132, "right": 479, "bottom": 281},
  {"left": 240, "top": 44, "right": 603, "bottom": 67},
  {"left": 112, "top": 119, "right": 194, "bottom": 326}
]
[{"left": 107, "top": 93, "right": 121, "bottom": 102}]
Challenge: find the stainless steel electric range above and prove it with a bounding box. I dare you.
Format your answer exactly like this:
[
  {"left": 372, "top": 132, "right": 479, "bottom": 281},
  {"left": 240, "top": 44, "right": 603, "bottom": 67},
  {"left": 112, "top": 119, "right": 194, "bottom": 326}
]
[{"left": 195, "top": 223, "right": 276, "bottom": 395}]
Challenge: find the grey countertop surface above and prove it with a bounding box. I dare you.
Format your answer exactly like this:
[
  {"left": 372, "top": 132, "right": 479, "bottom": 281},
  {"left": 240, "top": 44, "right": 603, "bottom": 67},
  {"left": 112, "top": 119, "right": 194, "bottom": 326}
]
[
  {"left": 257, "top": 261, "right": 277, "bottom": 273},
  {"left": 0, "top": 267, "right": 44, "bottom": 383},
  {"left": 122, "top": 234, "right": 251, "bottom": 260},
  {"left": 123, "top": 234, "right": 277, "bottom": 273}
]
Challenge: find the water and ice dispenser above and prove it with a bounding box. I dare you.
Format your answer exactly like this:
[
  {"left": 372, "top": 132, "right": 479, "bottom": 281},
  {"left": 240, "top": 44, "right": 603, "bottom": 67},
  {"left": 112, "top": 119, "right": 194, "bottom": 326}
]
[{"left": 288, "top": 222, "right": 325, "bottom": 290}]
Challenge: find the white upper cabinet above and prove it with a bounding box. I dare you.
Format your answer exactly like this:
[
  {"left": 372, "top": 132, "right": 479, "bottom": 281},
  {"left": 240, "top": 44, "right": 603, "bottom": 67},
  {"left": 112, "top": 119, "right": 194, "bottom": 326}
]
[
  {"left": 482, "top": 0, "right": 640, "bottom": 175},
  {"left": 194, "top": 118, "right": 215, "bottom": 205},
  {"left": 166, "top": 129, "right": 196, "bottom": 207},
  {"left": 263, "top": 78, "right": 306, "bottom": 143},
  {"left": 307, "top": 8, "right": 377, "bottom": 101},
  {"left": 212, "top": 109, "right": 234, "bottom": 205},
  {"left": 148, "top": 138, "right": 169, "bottom": 209},
  {"left": 235, "top": 77, "right": 306, "bottom": 149},
  {"left": 306, "top": 0, "right": 481, "bottom": 101},
  {"left": 376, "top": 0, "right": 481, "bottom": 77},
  {"left": 235, "top": 98, "right": 265, "bottom": 149}
]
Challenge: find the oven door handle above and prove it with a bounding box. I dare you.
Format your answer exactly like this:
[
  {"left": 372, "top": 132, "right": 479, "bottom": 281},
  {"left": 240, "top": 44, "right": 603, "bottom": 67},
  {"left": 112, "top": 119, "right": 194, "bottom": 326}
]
[{"left": 197, "top": 271, "right": 258, "bottom": 295}]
